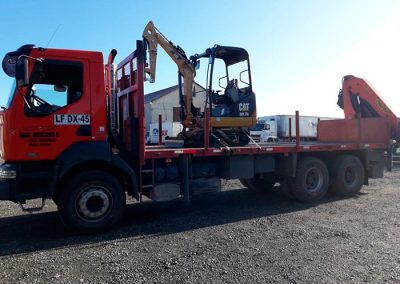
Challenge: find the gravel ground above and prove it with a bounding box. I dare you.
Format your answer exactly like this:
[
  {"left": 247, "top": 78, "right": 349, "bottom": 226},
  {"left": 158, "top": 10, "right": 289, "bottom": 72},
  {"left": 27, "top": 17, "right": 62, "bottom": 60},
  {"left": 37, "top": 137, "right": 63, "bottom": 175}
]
[{"left": 1, "top": 169, "right": 400, "bottom": 283}]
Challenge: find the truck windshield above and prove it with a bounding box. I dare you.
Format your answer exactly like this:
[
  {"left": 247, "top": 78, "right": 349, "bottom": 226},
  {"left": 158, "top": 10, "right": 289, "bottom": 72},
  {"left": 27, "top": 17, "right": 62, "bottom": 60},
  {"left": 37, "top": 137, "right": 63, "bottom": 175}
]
[
  {"left": 6, "top": 80, "right": 16, "bottom": 108},
  {"left": 250, "top": 123, "right": 264, "bottom": 131}
]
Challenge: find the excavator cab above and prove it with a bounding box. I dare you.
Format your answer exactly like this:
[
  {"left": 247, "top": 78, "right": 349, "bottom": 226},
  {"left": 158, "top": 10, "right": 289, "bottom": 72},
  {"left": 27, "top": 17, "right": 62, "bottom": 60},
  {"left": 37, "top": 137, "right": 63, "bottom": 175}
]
[
  {"left": 182, "top": 45, "right": 256, "bottom": 146},
  {"left": 192, "top": 45, "right": 256, "bottom": 128}
]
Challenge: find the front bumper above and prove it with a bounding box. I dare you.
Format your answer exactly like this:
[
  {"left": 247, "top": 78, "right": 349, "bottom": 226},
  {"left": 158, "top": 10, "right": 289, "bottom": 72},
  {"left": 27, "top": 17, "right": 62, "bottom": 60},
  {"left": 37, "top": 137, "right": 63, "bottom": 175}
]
[
  {"left": 0, "top": 180, "right": 11, "bottom": 200},
  {"left": 0, "top": 163, "right": 16, "bottom": 200}
]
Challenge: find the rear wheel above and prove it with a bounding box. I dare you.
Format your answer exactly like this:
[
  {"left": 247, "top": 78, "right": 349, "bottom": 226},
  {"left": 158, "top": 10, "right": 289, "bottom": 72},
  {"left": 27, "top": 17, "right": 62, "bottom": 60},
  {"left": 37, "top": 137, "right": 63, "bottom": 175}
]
[
  {"left": 58, "top": 171, "right": 126, "bottom": 233},
  {"left": 239, "top": 179, "right": 249, "bottom": 188},
  {"left": 330, "top": 155, "right": 364, "bottom": 196},
  {"left": 241, "top": 174, "right": 276, "bottom": 191},
  {"left": 291, "top": 157, "right": 329, "bottom": 202},
  {"left": 280, "top": 178, "right": 295, "bottom": 199},
  {"left": 248, "top": 175, "right": 276, "bottom": 191}
]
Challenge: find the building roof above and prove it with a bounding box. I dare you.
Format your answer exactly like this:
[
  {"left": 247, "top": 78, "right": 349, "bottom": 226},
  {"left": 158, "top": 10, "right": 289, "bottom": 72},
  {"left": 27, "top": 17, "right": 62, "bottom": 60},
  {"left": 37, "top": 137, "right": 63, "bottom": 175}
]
[
  {"left": 144, "top": 85, "right": 178, "bottom": 104},
  {"left": 144, "top": 82, "right": 205, "bottom": 104}
]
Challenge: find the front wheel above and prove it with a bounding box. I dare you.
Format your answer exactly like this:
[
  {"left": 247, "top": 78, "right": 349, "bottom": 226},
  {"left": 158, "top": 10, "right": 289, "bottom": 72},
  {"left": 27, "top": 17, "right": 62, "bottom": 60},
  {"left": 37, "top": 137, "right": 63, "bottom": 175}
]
[{"left": 58, "top": 171, "right": 126, "bottom": 233}]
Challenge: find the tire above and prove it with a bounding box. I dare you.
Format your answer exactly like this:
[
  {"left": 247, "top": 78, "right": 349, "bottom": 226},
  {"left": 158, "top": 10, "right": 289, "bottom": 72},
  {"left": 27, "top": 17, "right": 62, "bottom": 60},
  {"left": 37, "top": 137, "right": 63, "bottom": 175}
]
[
  {"left": 330, "top": 155, "right": 364, "bottom": 196},
  {"left": 280, "top": 178, "right": 295, "bottom": 199},
  {"left": 291, "top": 157, "right": 329, "bottom": 202},
  {"left": 239, "top": 179, "right": 250, "bottom": 188},
  {"left": 58, "top": 171, "right": 126, "bottom": 233},
  {"left": 237, "top": 132, "right": 250, "bottom": 146},
  {"left": 242, "top": 174, "right": 276, "bottom": 191}
]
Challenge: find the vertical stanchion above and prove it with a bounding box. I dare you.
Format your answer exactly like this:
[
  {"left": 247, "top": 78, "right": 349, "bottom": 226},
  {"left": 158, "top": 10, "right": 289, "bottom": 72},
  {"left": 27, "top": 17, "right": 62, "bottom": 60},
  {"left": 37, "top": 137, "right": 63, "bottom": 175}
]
[
  {"left": 182, "top": 154, "right": 190, "bottom": 205},
  {"left": 295, "top": 111, "right": 300, "bottom": 150},
  {"left": 158, "top": 114, "right": 162, "bottom": 145},
  {"left": 204, "top": 108, "right": 210, "bottom": 149}
]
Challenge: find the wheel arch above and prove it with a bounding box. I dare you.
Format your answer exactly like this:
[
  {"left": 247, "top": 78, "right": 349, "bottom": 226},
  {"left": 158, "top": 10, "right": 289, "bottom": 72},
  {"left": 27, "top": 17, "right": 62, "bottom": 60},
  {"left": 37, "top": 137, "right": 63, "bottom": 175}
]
[
  {"left": 52, "top": 142, "right": 138, "bottom": 202},
  {"left": 297, "top": 150, "right": 365, "bottom": 167},
  {"left": 276, "top": 150, "right": 367, "bottom": 178}
]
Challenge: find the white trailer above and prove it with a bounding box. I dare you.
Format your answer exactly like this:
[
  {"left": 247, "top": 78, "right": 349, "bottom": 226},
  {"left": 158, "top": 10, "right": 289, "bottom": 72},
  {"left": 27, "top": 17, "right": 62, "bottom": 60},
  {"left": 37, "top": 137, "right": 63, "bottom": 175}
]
[
  {"left": 250, "top": 115, "right": 335, "bottom": 143},
  {"left": 148, "top": 122, "right": 183, "bottom": 144}
]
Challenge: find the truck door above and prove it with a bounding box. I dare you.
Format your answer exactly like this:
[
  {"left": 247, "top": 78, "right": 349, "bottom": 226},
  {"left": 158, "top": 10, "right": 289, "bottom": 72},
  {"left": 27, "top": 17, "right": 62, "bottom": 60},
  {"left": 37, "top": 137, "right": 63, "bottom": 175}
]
[
  {"left": 267, "top": 118, "right": 277, "bottom": 140},
  {"left": 14, "top": 59, "right": 91, "bottom": 161}
]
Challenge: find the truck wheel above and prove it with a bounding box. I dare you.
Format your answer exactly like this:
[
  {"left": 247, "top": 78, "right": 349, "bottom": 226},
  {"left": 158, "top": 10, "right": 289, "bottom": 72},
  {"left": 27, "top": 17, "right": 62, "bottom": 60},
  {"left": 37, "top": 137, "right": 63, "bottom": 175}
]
[
  {"left": 58, "top": 171, "right": 126, "bottom": 233},
  {"left": 291, "top": 157, "right": 329, "bottom": 202},
  {"left": 280, "top": 178, "right": 295, "bottom": 199},
  {"left": 239, "top": 179, "right": 249, "bottom": 188},
  {"left": 330, "top": 155, "right": 364, "bottom": 196},
  {"left": 242, "top": 174, "right": 276, "bottom": 191}
]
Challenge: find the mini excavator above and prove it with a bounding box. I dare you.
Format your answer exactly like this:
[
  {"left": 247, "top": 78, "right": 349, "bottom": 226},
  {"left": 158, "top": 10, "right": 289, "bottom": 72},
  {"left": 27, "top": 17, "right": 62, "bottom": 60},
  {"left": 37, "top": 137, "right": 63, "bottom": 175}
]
[{"left": 142, "top": 21, "right": 257, "bottom": 147}]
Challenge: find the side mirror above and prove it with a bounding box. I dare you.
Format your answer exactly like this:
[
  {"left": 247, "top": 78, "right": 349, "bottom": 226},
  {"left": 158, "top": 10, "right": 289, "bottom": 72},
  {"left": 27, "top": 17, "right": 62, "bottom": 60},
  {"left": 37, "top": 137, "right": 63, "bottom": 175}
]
[
  {"left": 239, "top": 70, "right": 250, "bottom": 86},
  {"left": 218, "top": 76, "right": 227, "bottom": 89},
  {"left": 16, "top": 57, "right": 29, "bottom": 87},
  {"left": 54, "top": 85, "right": 67, "bottom": 92},
  {"left": 195, "top": 60, "right": 200, "bottom": 70}
]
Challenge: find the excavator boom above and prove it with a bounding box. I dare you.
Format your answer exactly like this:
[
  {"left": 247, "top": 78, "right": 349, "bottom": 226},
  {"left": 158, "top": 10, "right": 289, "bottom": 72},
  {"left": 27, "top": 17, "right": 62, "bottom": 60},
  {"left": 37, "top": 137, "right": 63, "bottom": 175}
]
[{"left": 143, "top": 21, "right": 196, "bottom": 128}]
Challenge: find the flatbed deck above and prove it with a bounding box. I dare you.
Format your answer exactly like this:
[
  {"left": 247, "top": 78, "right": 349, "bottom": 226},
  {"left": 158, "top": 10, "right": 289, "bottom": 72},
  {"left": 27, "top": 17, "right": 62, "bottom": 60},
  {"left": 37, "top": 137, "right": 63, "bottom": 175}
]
[{"left": 144, "top": 141, "right": 387, "bottom": 159}]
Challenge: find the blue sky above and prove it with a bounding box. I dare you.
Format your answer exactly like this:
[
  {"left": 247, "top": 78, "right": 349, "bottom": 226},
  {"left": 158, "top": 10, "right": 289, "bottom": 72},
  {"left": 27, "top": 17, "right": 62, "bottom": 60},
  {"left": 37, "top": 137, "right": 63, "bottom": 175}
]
[{"left": 1, "top": 0, "right": 399, "bottom": 117}]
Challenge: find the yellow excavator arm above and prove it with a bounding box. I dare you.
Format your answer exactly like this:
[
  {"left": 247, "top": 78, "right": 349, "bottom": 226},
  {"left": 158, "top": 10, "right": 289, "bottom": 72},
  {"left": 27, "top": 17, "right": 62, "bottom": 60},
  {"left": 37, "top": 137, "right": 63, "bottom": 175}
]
[{"left": 143, "top": 21, "right": 196, "bottom": 128}]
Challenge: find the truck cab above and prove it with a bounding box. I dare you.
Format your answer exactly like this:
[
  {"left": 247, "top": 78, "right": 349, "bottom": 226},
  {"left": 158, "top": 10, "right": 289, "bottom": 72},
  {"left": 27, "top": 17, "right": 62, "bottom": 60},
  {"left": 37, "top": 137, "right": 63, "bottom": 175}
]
[
  {"left": 0, "top": 44, "right": 144, "bottom": 232},
  {"left": 0, "top": 44, "right": 141, "bottom": 213},
  {"left": 1, "top": 45, "right": 107, "bottom": 162},
  {"left": 250, "top": 118, "right": 278, "bottom": 143}
]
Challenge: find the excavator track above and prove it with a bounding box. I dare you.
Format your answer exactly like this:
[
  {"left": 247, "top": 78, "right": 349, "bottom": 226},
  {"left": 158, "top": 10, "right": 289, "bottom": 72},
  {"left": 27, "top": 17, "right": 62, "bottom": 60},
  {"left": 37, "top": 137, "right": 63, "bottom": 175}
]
[{"left": 182, "top": 129, "right": 250, "bottom": 148}]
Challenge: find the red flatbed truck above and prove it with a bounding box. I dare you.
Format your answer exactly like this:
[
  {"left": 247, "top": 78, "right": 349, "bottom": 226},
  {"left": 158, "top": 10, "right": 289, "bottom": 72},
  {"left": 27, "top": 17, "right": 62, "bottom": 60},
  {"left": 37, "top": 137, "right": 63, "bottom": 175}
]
[{"left": 0, "top": 40, "right": 398, "bottom": 233}]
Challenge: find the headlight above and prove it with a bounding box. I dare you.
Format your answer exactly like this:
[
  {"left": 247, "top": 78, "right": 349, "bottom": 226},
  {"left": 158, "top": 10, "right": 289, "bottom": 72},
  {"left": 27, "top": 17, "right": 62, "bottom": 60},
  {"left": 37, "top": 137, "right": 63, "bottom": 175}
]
[{"left": 0, "top": 164, "right": 16, "bottom": 180}]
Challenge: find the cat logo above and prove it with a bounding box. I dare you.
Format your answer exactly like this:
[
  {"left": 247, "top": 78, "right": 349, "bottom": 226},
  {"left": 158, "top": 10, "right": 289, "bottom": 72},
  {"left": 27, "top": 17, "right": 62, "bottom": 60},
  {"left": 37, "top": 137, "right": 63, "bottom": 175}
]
[{"left": 239, "top": 103, "right": 249, "bottom": 112}]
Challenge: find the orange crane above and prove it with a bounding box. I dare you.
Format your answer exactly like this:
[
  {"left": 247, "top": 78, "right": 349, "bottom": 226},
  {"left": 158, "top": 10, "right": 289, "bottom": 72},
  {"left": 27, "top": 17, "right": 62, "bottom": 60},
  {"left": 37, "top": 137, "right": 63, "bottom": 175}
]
[{"left": 338, "top": 75, "right": 400, "bottom": 142}]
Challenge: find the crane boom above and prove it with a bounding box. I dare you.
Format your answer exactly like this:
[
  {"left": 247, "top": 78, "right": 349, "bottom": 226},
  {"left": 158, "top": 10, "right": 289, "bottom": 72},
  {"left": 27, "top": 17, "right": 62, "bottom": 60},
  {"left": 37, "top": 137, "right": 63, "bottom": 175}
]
[
  {"left": 143, "top": 21, "right": 197, "bottom": 128},
  {"left": 338, "top": 75, "right": 400, "bottom": 142}
]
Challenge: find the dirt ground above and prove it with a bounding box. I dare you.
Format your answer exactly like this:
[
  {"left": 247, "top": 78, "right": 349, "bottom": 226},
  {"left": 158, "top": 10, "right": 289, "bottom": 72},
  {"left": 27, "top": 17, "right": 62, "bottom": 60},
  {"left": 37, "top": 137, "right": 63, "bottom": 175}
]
[{"left": 0, "top": 169, "right": 399, "bottom": 283}]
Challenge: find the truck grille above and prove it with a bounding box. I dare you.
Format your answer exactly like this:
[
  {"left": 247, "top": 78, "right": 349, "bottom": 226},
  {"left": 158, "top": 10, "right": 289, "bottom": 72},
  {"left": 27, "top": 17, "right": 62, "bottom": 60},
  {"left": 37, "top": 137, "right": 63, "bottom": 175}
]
[{"left": 250, "top": 134, "right": 261, "bottom": 143}]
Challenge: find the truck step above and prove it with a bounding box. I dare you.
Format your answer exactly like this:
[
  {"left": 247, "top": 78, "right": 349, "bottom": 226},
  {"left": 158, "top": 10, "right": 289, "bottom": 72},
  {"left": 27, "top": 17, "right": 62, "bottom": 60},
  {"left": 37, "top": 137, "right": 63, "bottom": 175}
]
[
  {"left": 19, "top": 171, "right": 52, "bottom": 179},
  {"left": 18, "top": 198, "right": 46, "bottom": 212}
]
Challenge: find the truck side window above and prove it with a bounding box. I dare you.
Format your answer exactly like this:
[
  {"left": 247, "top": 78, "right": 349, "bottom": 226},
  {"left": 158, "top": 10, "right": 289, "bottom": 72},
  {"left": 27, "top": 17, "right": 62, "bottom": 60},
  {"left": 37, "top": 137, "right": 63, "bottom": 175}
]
[{"left": 24, "top": 60, "right": 83, "bottom": 117}]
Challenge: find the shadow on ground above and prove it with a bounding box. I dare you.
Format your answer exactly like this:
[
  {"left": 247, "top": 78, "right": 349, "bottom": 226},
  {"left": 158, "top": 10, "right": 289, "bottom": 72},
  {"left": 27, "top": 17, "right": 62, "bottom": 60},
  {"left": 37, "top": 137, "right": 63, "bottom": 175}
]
[{"left": 0, "top": 185, "right": 352, "bottom": 257}]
